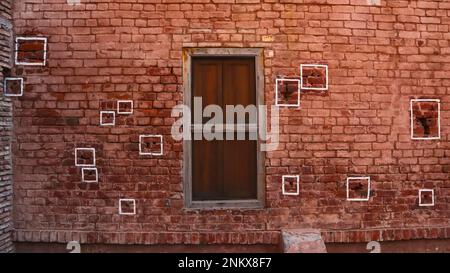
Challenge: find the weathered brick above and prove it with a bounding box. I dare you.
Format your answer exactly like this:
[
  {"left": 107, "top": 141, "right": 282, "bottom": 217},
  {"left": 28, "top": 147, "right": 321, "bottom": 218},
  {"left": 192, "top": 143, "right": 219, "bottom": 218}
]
[{"left": 0, "top": 0, "right": 13, "bottom": 253}]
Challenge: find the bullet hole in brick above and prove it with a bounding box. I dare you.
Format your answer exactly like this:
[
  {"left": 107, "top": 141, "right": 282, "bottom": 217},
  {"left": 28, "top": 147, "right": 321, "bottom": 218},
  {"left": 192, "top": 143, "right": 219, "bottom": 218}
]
[
  {"left": 3, "top": 78, "right": 23, "bottom": 96},
  {"left": 100, "top": 111, "right": 115, "bottom": 126},
  {"left": 421, "top": 192, "right": 432, "bottom": 204},
  {"left": 82, "top": 168, "right": 98, "bottom": 182},
  {"left": 284, "top": 180, "right": 297, "bottom": 193},
  {"left": 417, "top": 39, "right": 425, "bottom": 47},
  {"left": 347, "top": 177, "right": 370, "bottom": 201},
  {"left": 143, "top": 139, "right": 160, "bottom": 152},
  {"left": 417, "top": 117, "right": 431, "bottom": 135},
  {"left": 117, "top": 100, "right": 133, "bottom": 114},
  {"left": 276, "top": 79, "right": 300, "bottom": 107},
  {"left": 282, "top": 81, "right": 297, "bottom": 98},
  {"left": 302, "top": 67, "right": 327, "bottom": 88},
  {"left": 282, "top": 175, "right": 299, "bottom": 195},
  {"left": 301, "top": 65, "right": 328, "bottom": 90},
  {"left": 411, "top": 100, "right": 440, "bottom": 139},
  {"left": 16, "top": 38, "right": 46, "bottom": 65},
  {"left": 419, "top": 189, "right": 434, "bottom": 206},
  {"left": 75, "top": 148, "right": 95, "bottom": 166},
  {"left": 349, "top": 182, "right": 366, "bottom": 196},
  {"left": 119, "top": 199, "right": 136, "bottom": 215},
  {"left": 140, "top": 135, "right": 163, "bottom": 155}
]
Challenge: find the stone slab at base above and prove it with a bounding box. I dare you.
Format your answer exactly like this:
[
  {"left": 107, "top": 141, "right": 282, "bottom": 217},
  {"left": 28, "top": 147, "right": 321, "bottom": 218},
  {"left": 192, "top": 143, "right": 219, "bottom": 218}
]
[{"left": 281, "top": 229, "right": 327, "bottom": 253}]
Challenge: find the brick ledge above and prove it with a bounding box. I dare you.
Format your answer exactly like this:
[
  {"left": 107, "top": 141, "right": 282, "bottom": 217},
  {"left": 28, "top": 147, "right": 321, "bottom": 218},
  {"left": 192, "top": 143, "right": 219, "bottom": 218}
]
[{"left": 13, "top": 227, "right": 450, "bottom": 245}]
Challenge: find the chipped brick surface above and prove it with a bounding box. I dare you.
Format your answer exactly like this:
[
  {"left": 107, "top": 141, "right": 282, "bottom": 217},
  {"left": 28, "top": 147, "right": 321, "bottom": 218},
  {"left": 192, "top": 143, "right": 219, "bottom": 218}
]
[
  {"left": 411, "top": 100, "right": 440, "bottom": 139},
  {"left": 282, "top": 229, "right": 327, "bottom": 253},
  {"left": 16, "top": 38, "right": 46, "bottom": 65},
  {"left": 9, "top": 0, "right": 450, "bottom": 246}
]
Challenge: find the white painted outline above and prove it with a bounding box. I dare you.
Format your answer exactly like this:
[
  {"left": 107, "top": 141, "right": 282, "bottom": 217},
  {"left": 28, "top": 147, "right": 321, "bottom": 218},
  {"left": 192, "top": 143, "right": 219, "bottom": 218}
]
[
  {"left": 419, "top": 189, "right": 435, "bottom": 207},
  {"left": 3, "top": 77, "right": 24, "bottom": 97},
  {"left": 300, "top": 64, "right": 329, "bottom": 91},
  {"left": 100, "top": 111, "right": 116, "bottom": 126},
  {"left": 117, "top": 100, "right": 133, "bottom": 115},
  {"left": 75, "top": 148, "right": 96, "bottom": 167},
  {"left": 15, "top": 37, "right": 48, "bottom": 66},
  {"left": 275, "top": 78, "right": 301, "bottom": 108},
  {"left": 346, "top": 176, "right": 371, "bottom": 201},
  {"left": 410, "top": 99, "right": 440, "bottom": 140},
  {"left": 119, "top": 199, "right": 136, "bottom": 215},
  {"left": 282, "top": 175, "right": 300, "bottom": 196},
  {"left": 81, "top": 167, "right": 98, "bottom": 183},
  {"left": 139, "top": 134, "right": 163, "bottom": 156}
]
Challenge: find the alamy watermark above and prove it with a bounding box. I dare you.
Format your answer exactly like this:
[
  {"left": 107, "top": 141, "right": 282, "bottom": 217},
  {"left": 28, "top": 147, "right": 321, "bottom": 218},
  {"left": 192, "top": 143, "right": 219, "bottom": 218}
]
[{"left": 171, "top": 97, "right": 280, "bottom": 151}]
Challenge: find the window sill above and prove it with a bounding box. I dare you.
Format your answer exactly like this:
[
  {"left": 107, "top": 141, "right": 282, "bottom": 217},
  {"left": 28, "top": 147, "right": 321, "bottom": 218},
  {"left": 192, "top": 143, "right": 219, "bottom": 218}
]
[{"left": 186, "top": 199, "right": 264, "bottom": 210}]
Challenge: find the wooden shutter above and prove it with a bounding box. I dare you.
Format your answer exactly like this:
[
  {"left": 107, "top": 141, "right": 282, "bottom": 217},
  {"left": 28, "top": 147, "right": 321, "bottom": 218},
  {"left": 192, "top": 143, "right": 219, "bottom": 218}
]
[{"left": 191, "top": 57, "right": 257, "bottom": 200}]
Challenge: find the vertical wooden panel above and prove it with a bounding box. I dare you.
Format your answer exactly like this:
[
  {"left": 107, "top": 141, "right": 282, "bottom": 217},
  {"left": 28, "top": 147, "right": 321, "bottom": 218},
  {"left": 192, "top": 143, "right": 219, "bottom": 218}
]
[
  {"left": 192, "top": 59, "right": 223, "bottom": 199},
  {"left": 223, "top": 58, "right": 256, "bottom": 108},
  {"left": 192, "top": 59, "right": 222, "bottom": 124},
  {"left": 192, "top": 138, "right": 222, "bottom": 200},
  {"left": 222, "top": 59, "right": 257, "bottom": 199},
  {"left": 223, "top": 134, "right": 257, "bottom": 199}
]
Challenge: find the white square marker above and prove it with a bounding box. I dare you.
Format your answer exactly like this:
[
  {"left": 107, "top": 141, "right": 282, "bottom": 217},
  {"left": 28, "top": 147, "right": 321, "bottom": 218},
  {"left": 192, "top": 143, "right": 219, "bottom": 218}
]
[
  {"left": 300, "top": 64, "right": 329, "bottom": 91},
  {"left": 81, "top": 167, "right": 98, "bottom": 183},
  {"left": 419, "top": 189, "right": 435, "bottom": 207},
  {"left": 75, "top": 148, "right": 96, "bottom": 167},
  {"left": 139, "top": 135, "right": 163, "bottom": 156},
  {"left": 100, "top": 111, "right": 115, "bottom": 126},
  {"left": 410, "top": 99, "right": 440, "bottom": 140},
  {"left": 117, "top": 100, "right": 133, "bottom": 115},
  {"left": 275, "top": 78, "right": 300, "bottom": 108},
  {"left": 119, "top": 199, "right": 136, "bottom": 215},
  {"left": 346, "top": 176, "right": 371, "bottom": 201},
  {"left": 3, "top": 77, "right": 24, "bottom": 97},
  {"left": 282, "top": 175, "right": 300, "bottom": 196},
  {"left": 15, "top": 37, "right": 48, "bottom": 66}
]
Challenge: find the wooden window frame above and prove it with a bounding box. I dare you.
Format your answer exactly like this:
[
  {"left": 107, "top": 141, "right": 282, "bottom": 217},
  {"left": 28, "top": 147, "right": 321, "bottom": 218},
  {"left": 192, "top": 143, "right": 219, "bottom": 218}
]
[{"left": 182, "top": 48, "right": 265, "bottom": 209}]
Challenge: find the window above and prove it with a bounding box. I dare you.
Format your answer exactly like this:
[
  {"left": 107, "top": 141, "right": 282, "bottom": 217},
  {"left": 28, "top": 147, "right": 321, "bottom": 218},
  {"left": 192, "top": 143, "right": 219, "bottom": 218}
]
[{"left": 183, "top": 48, "right": 265, "bottom": 209}]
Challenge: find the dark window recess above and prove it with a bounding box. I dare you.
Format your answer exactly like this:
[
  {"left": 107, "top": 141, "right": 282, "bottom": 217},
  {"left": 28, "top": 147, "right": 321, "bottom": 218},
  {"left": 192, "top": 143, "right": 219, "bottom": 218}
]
[{"left": 191, "top": 57, "right": 257, "bottom": 201}]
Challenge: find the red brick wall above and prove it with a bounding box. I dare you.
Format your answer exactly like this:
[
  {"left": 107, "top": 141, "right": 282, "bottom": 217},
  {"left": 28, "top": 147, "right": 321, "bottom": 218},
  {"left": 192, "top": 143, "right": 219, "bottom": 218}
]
[
  {"left": 11, "top": 0, "right": 450, "bottom": 246},
  {"left": 0, "top": 0, "right": 14, "bottom": 253}
]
